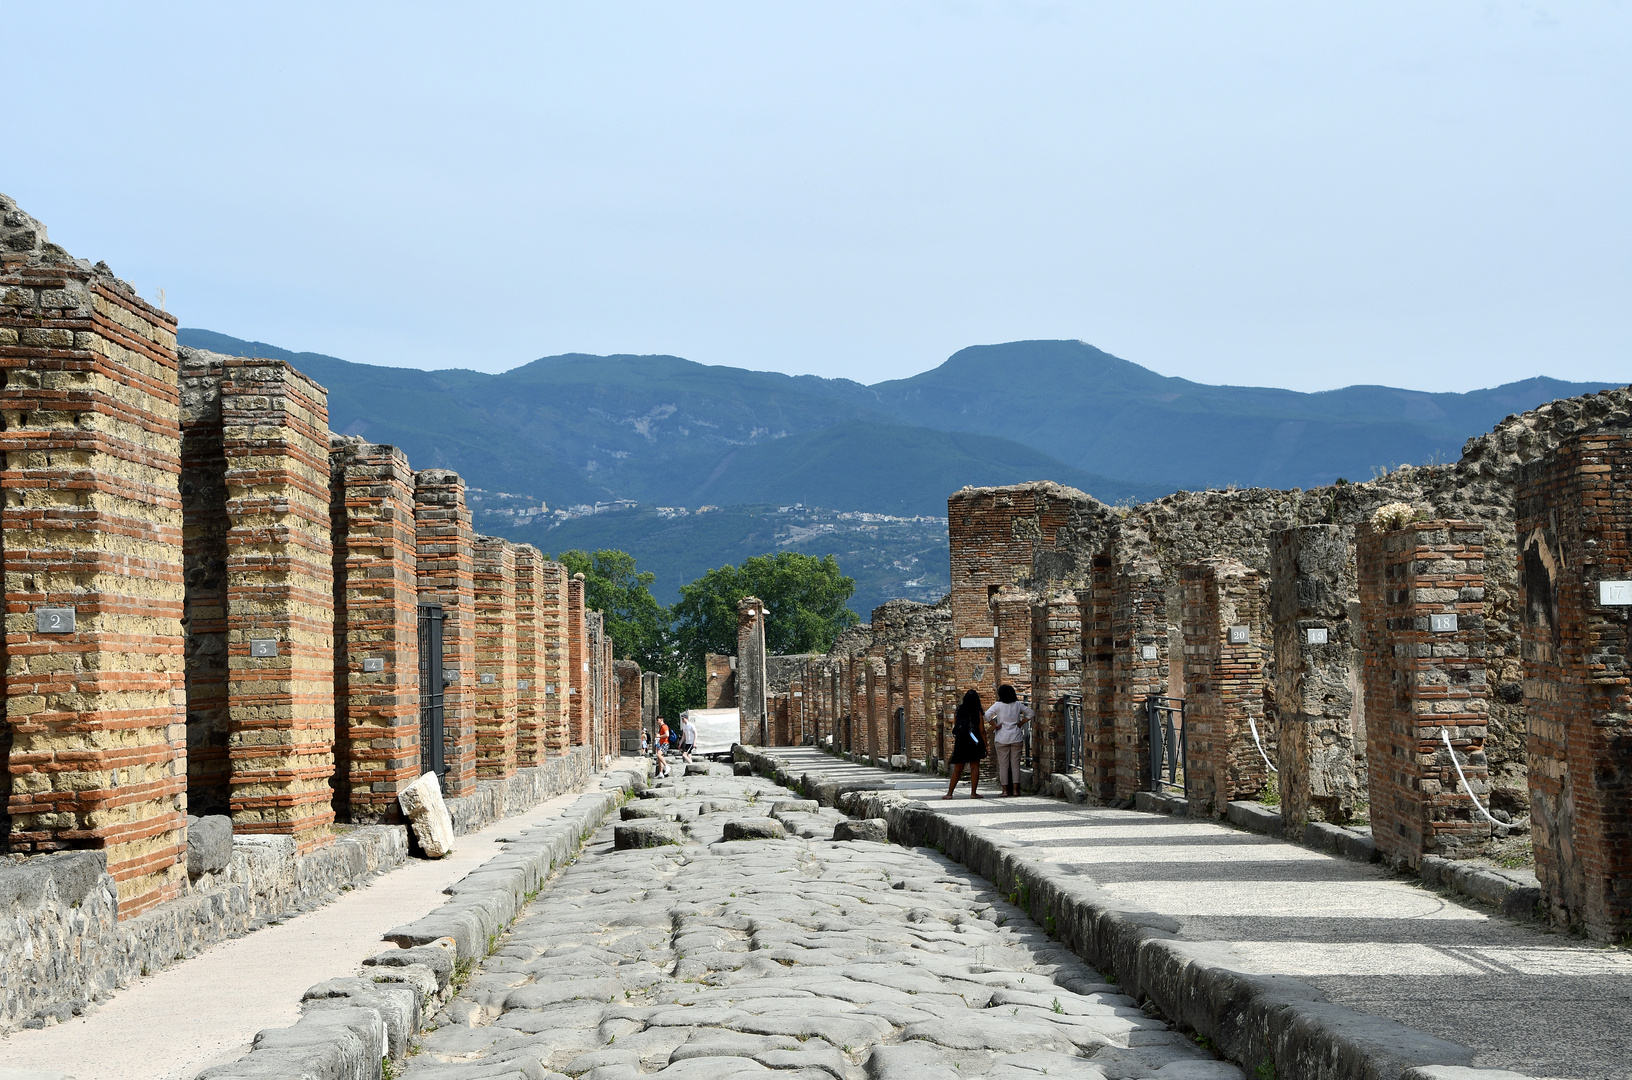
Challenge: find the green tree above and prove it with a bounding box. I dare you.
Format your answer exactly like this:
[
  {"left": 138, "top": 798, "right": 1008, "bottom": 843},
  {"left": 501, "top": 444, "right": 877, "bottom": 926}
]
[
  {"left": 554, "top": 549, "right": 669, "bottom": 673},
  {"left": 665, "top": 552, "right": 859, "bottom": 714}
]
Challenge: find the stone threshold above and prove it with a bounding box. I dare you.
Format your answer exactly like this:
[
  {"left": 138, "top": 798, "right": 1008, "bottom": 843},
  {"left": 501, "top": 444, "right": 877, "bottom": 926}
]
[{"left": 743, "top": 745, "right": 1541, "bottom": 1080}]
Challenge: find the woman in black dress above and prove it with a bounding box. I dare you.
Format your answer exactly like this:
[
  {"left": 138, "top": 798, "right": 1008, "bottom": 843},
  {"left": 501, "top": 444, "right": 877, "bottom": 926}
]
[{"left": 943, "top": 688, "right": 986, "bottom": 799}]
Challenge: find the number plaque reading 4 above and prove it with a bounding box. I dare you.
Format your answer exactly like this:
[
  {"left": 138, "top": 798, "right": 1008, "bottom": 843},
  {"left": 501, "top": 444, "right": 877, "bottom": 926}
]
[{"left": 35, "top": 607, "right": 75, "bottom": 633}]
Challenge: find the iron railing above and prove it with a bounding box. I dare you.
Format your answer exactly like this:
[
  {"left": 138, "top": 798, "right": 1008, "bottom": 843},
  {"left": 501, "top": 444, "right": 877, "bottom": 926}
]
[
  {"left": 894, "top": 706, "right": 906, "bottom": 757},
  {"left": 1146, "top": 694, "right": 1186, "bottom": 795},
  {"left": 1062, "top": 695, "right": 1084, "bottom": 770},
  {"left": 417, "top": 604, "right": 445, "bottom": 779}
]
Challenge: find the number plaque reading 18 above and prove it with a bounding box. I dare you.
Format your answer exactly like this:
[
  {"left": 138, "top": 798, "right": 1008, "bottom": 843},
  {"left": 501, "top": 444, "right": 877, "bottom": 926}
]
[
  {"left": 35, "top": 607, "right": 75, "bottom": 633},
  {"left": 1430, "top": 614, "right": 1459, "bottom": 633}
]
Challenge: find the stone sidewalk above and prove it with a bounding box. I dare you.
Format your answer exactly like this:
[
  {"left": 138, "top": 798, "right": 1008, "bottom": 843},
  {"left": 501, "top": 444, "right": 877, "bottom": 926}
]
[
  {"left": 404, "top": 765, "right": 1241, "bottom": 1080},
  {"left": 757, "top": 747, "right": 1632, "bottom": 1080},
  {"left": 0, "top": 779, "right": 621, "bottom": 1080}
]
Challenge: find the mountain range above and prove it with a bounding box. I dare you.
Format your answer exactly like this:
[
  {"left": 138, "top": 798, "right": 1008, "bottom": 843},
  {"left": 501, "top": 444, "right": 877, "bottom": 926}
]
[{"left": 177, "top": 328, "right": 1617, "bottom": 613}]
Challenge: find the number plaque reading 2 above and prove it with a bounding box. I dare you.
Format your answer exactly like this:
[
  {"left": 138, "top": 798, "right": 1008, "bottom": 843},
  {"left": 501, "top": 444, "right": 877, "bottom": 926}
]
[{"left": 35, "top": 607, "right": 75, "bottom": 633}]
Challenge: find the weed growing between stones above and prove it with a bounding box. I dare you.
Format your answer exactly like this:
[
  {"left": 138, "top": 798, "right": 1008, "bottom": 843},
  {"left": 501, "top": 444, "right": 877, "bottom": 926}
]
[
  {"left": 1259, "top": 775, "right": 1280, "bottom": 808},
  {"left": 1255, "top": 1055, "right": 1277, "bottom": 1080},
  {"left": 381, "top": 1056, "right": 397, "bottom": 1080}
]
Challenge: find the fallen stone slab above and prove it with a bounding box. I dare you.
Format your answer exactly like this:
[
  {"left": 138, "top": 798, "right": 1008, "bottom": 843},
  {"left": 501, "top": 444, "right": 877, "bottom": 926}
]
[
  {"left": 399, "top": 771, "right": 456, "bottom": 858},
  {"left": 362, "top": 938, "right": 456, "bottom": 992},
  {"left": 621, "top": 803, "right": 674, "bottom": 821},
  {"left": 722, "top": 818, "right": 787, "bottom": 841},
  {"left": 733, "top": 762, "right": 754, "bottom": 776},
  {"left": 833, "top": 818, "right": 889, "bottom": 843},
  {"left": 770, "top": 799, "right": 818, "bottom": 815},
  {"left": 615, "top": 820, "right": 682, "bottom": 849}
]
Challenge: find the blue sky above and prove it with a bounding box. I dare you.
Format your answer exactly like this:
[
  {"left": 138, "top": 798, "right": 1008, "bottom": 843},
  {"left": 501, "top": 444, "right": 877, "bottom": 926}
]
[{"left": 5, "top": 2, "right": 1627, "bottom": 391}]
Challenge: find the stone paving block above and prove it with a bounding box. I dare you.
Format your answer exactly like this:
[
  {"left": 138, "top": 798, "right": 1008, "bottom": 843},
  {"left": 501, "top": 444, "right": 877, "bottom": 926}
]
[
  {"left": 721, "top": 819, "right": 787, "bottom": 841},
  {"left": 614, "top": 821, "right": 682, "bottom": 849}
]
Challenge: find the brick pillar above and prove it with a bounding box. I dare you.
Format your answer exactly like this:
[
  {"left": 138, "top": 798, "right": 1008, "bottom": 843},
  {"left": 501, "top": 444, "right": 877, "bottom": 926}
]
[
  {"left": 613, "top": 659, "right": 640, "bottom": 755},
  {"left": 904, "top": 647, "right": 928, "bottom": 762},
  {"left": 330, "top": 439, "right": 419, "bottom": 824},
  {"left": 180, "top": 349, "right": 231, "bottom": 818},
  {"left": 641, "top": 670, "right": 660, "bottom": 742},
  {"left": 1357, "top": 520, "right": 1490, "bottom": 867},
  {"left": 415, "top": 470, "right": 476, "bottom": 797},
  {"left": 992, "top": 588, "right": 1033, "bottom": 701},
  {"left": 1271, "top": 526, "right": 1361, "bottom": 831},
  {"left": 705, "top": 654, "right": 736, "bottom": 708},
  {"left": 221, "top": 358, "right": 334, "bottom": 853},
  {"left": 1111, "top": 557, "right": 1168, "bottom": 800},
  {"left": 1519, "top": 432, "right": 1632, "bottom": 938},
  {"left": 884, "top": 648, "right": 905, "bottom": 757},
  {"left": 1180, "top": 558, "right": 1267, "bottom": 816},
  {"left": 1030, "top": 591, "right": 1082, "bottom": 779},
  {"left": 538, "top": 559, "right": 569, "bottom": 754},
  {"left": 863, "top": 657, "right": 886, "bottom": 760},
  {"left": 512, "top": 546, "right": 547, "bottom": 768},
  {"left": 597, "top": 620, "right": 613, "bottom": 760},
  {"left": 473, "top": 537, "right": 517, "bottom": 781},
  {"left": 736, "top": 597, "right": 768, "bottom": 746},
  {"left": 567, "top": 574, "right": 586, "bottom": 746},
  {"left": 1, "top": 202, "right": 187, "bottom": 918},
  {"left": 790, "top": 674, "right": 806, "bottom": 745}
]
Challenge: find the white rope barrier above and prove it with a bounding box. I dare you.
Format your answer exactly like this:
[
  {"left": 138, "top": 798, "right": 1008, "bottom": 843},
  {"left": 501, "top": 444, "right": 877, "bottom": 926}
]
[
  {"left": 1441, "top": 726, "right": 1502, "bottom": 826},
  {"left": 1246, "top": 715, "right": 1277, "bottom": 774}
]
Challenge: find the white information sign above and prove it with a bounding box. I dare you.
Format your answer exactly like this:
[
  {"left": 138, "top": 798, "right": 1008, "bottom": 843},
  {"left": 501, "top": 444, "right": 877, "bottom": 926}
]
[
  {"left": 959, "top": 636, "right": 995, "bottom": 649},
  {"left": 1599, "top": 580, "right": 1632, "bottom": 606}
]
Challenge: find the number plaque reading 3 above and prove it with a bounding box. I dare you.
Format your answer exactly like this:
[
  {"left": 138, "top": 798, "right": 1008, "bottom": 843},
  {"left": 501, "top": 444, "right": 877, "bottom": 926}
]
[
  {"left": 35, "top": 608, "right": 75, "bottom": 633},
  {"left": 250, "top": 639, "right": 278, "bottom": 657}
]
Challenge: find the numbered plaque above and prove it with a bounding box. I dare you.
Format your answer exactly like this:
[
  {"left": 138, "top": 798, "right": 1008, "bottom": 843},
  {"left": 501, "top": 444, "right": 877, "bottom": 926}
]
[
  {"left": 1600, "top": 580, "right": 1632, "bottom": 606},
  {"left": 1054, "top": 659, "right": 1070, "bottom": 672},
  {"left": 480, "top": 673, "right": 496, "bottom": 685},
  {"left": 1140, "top": 644, "right": 1158, "bottom": 660},
  {"left": 250, "top": 638, "right": 278, "bottom": 657},
  {"left": 362, "top": 657, "right": 385, "bottom": 672},
  {"left": 1306, "top": 627, "right": 1329, "bottom": 645},
  {"left": 1228, "top": 625, "right": 1251, "bottom": 644},
  {"left": 1430, "top": 613, "right": 1459, "bottom": 633},
  {"left": 34, "top": 607, "right": 75, "bottom": 633},
  {"left": 517, "top": 680, "right": 530, "bottom": 691}
]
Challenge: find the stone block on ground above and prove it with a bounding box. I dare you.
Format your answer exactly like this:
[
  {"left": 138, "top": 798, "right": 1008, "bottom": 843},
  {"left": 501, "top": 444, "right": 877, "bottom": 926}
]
[
  {"left": 722, "top": 818, "right": 787, "bottom": 841},
  {"left": 363, "top": 938, "right": 457, "bottom": 991},
  {"left": 733, "top": 762, "right": 754, "bottom": 776},
  {"left": 685, "top": 762, "right": 717, "bottom": 776},
  {"left": 834, "top": 818, "right": 890, "bottom": 843},
  {"left": 614, "top": 821, "right": 682, "bottom": 849},
  {"left": 186, "top": 815, "right": 233, "bottom": 876},
  {"left": 620, "top": 803, "right": 673, "bottom": 821},
  {"left": 398, "top": 772, "right": 456, "bottom": 858},
  {"left": 771, "top": 799, "right": 819, "bottom": 815}
]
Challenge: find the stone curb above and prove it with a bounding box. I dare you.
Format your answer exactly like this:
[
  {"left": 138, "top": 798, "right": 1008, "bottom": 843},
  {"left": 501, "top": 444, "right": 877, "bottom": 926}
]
[
  {"left": 744, "top": 747, "right": 1539, "bottom": 1080},
  {"left": 194, "top": 763, "right": 648, "bottom": 1080}
]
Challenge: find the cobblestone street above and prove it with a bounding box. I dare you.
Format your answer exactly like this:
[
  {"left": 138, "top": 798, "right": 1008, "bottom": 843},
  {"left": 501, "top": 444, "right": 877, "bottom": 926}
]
[{"left": 405, "top": 765, "right": 1236, "bottom": 1080}]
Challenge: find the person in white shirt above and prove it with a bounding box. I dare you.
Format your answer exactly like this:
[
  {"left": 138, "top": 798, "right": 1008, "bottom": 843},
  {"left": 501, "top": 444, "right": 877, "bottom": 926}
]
[
  {"left": 680, "top": 716, "right": 697, "bottom": 763},
  {"left": 984, "top": 684, "right": 1034, "bottom": 797}
]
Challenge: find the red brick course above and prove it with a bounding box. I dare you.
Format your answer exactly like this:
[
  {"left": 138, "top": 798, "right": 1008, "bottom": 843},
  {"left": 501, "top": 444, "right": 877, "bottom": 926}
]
[
  {"left": 473, "top": 537, "right": 518, "bottom": 780},
  {"left": 415, "top": 470, "right": 476, "bottom": 796},
  {"left": 1181, "top": 558, "right": 1268, "bottom": 815}
]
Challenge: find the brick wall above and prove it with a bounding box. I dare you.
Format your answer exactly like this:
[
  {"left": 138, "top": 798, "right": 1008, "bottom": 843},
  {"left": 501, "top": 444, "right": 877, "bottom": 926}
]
[
  {"left": 1357, "top": 520, "right": 1491, "bottom": 866},
  {"left": 1110, "top": 555, "right": 1168, "bottom": 800},
  {"left": 330, "top": 439, "right": 419, "bottom": 823},
  {"left": 992, "top": 589, "right": 1033, "bottom": 705},
  {"left": 1, "top": 203, "right": 188, "bottom": 918},
  {"left": 1518, "top": 428, "right": 1632, "bottom": 938},
  {"left": 863, "top": 657, "right": 886, "bottom": 759},
  {"left": 1078, "top": 554, "right": 1115, "bottom": 800},
  {"left": 473, "top": 537, "right": 517, "bottom": 781},
  {"left": 415, "top": 470, "right": 476, "bottom": 796},
  {"left": 512, "top": 545, "right": 547, "bottom": 768},
  {"left": 1271, "top": 525, "right": 1361, "bottom": 830},
  {"left": 1181, "top": 558, "right": 1268, "bottom": 815},
  {"left": 221, "top": 358, "right": 334, "bottom": 854},
  {"left": 705, "top": 653, "right": 736, "bottom": 708}
]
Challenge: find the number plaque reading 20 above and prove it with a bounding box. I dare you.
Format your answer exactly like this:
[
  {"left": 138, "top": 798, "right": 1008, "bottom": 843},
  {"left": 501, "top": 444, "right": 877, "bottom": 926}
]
[{"left": 36, "top": 608, "right": 76, "bottom": 633}]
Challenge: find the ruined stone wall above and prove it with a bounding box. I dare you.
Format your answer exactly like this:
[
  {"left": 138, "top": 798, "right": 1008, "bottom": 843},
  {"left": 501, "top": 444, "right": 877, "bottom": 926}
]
[
  {"left": 415, "top": 470, "right": 476, "bottom": 794},
  {"left": 329, "top": 438, "right": 419, "bottom": 824},
  {"left": 221, "top": 358, "right": 334, "bottom": 854},
  {"left": 1109, "top": 542, "right": 1169, "bottom": 800},
  {"left": 1518, "top": 426, "right": 1632, "bottom": 938},
  {"left": 512, "top": 546, "right": 547, "bottom": 768},
  {"left": 473, "top": 537, "right": 518, "bottom": 780},
  {"left": 1358, "top": 520, "right": 1491, "bottom": 866},
  {"left": 1, "top": 198, "right": 187, "bottom": 917},
  {"left": 736, "top": 597, "right": 767, "bottom": 746},
  {"left": 1272, "top": 526, "right": 1361, "bottom": 830}
]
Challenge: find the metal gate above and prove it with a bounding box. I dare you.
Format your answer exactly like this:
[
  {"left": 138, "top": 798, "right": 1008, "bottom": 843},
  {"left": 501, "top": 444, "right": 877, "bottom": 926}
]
[
  {"left": 1145, "top": 694, "right": 1186, "bottom": 795},
  {"left": 894, "top": 706, "right": 906, "bottom": 757},
  {"left": 1062, "top": 696, "right": 1084, "bottom": 770},
  {"left": 418, "top": 604, "right": 445, "bottom": 779}
]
